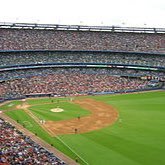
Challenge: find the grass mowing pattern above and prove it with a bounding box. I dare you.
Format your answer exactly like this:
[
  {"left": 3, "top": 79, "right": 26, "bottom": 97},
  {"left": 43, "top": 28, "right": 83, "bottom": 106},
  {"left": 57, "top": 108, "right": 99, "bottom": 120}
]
[
  {"left": 59, "top": 91, "right": 165, "bottom": 165},
  {"left": 2, "top": 91, "right": 165, "bottom": 165},
  {"left": 26, "top": 97, "right": 70, "bottom": 105},
  {"left": 0, "top": 100, "right": 21, "bottom": 110},
  {"left": 29, "top": 101, "right": 90, "bottom": 121},
  {"left": 5, "top": 109, "right": 85, "bottom": 165}
]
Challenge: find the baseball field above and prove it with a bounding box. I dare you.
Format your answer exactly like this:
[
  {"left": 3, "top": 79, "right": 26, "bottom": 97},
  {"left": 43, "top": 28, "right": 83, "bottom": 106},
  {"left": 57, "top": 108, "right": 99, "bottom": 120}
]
[{"left": 0, "top": 91, "right": 165, "bottom": 165}]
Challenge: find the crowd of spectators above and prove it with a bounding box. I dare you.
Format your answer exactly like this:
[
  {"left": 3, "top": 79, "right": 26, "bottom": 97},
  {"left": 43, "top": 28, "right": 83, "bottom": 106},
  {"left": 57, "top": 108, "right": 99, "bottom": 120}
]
[
  {"left": 0, "top": 118, "right": 66, "bottom": 165},
  {"left": 0, "top": 28, "right": 165, "bottom": 53},
  {"left": 0, "top": 51, "right": 165, "bottom": 68},
  {"left": 0, "top": 72, "right": 155, "bottom": 99},
  {"left": 0, "top": 25, "right": 164, "bottom": 164},
  {"left": 0, "top": 26, "right": 164, "bottom": 98},
  {"left": 0, "top": 68, "right": 165, "bottom": 82}
]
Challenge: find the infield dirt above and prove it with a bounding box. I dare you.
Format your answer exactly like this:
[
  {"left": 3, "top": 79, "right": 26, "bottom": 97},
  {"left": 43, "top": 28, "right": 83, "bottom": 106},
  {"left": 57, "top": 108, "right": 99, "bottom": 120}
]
[{"left": 43, "top": 98, "right": 118, "bottom": 136}]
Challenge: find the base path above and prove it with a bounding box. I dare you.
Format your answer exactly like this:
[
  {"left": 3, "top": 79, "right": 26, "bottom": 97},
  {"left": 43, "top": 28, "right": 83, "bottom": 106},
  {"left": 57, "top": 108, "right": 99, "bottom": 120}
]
[{"left": 44, "top": 98, "right": 119, "bottom": 136}]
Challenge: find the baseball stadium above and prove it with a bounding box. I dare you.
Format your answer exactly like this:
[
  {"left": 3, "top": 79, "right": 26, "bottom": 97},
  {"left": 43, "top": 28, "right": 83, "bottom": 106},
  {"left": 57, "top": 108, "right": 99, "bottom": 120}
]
[{"left": 0, "top": 23, "right": 165, "bottom": 165}]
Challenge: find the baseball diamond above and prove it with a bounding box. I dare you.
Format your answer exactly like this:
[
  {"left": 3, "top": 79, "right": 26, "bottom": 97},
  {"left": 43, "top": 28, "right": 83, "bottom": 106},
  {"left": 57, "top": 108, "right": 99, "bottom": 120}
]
[{"left": 0, "top": 23, "right": 165, "bottom": 165}]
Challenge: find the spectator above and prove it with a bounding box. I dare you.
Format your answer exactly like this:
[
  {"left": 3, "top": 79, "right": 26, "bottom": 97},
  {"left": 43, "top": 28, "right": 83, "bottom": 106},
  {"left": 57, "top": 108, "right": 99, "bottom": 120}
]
[
  {"left": 0, "top": 118, "right": 66, "bottom": 165},
  {"left": 0, "top": 72, "right": 156, "bottom": 99},
  {"left": 0, "top": 51, "right": 164, "bottom": 68},
  {"left": 0, "top": 28, "right": 164, "bottom": 53}
]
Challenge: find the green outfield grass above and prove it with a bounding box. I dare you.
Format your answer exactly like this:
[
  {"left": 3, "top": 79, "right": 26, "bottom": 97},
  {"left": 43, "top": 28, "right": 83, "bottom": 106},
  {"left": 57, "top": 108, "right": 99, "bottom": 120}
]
[
  {"left": 5, "top": 108, "right": 84, "bottom": 164},
  {"left": 1, "top": 91, "right": 165, "bottom": 165},
  {"left": 29, "top": 101, "right": 90, "bottom": 121},
  {"left": 0, "top": 100, "right": 21, "bottom": 110},
  {"left": 26, "top": 97, "right": 70, "bottom": 105}
]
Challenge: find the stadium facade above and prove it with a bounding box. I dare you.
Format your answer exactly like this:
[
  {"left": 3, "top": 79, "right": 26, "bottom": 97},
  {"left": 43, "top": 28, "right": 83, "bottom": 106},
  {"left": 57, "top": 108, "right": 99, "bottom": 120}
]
[{"left": 0, "top": 22, "right": 165, "bottom": 101}]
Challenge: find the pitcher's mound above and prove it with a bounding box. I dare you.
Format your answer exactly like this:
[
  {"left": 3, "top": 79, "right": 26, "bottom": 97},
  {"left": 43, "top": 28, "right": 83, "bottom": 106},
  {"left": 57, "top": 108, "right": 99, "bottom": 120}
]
[{"left": 51, "top": 108, "right": 64, "bottom": 113}]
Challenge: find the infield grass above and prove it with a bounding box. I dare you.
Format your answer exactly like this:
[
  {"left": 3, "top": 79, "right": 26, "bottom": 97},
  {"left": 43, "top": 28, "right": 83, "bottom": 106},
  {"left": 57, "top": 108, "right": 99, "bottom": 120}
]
[
  {"left": 29, "top": 101, "right": 90, "bottom": 121},
  {"left": 1, "top": 91, "right": 165, "bottom": 165}
]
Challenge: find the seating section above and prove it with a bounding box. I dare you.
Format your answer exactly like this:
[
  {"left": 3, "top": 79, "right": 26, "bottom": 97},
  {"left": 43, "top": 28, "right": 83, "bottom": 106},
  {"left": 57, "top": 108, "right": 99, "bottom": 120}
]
[
  {"left": 0, "top": 72, "right": 155, "bottom": 99},
  {"left": 0, "top": 25, "right": 165, "bottom": 164},
  {"left": 0, "top": 28, "right": 165, "bottom": 53},
  {"left": 0, "top": 51, "right": 165, "bottom": 67},
  {"left": 1, "top": 68, "right": 164, "bottom": 81},
  {"left": 0, "top": 118, "right": 66, "bottom": 165}
]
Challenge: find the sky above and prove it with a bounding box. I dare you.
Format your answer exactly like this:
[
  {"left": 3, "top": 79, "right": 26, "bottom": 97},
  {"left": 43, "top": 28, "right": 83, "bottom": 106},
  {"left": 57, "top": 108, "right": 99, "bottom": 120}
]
[{"left": 0, "top": 0, "right": 165, "bottom": 28}]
